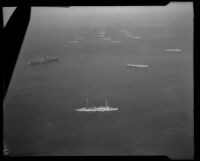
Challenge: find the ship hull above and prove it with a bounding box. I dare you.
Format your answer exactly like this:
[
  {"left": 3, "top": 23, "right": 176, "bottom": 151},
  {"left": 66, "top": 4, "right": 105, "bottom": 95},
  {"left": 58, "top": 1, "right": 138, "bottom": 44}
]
[
  {"left": 76, "top": 108, "right": 119, "bottom": 112},
  {"left": 126, "top": 64, "right": 148, "bottom": 68}
]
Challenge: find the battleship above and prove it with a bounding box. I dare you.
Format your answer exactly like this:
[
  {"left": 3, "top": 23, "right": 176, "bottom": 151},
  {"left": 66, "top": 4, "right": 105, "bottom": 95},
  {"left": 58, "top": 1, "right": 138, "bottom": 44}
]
[
  {"left": 76, "top": 99, "right": 118, "bottom": 112},
  {"left": 28, "top": 56, "right": 58, "bottom": 65}
]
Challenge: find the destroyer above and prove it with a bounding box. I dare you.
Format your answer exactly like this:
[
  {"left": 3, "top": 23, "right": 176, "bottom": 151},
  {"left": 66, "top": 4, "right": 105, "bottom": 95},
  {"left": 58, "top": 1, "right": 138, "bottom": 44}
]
[
  {"left": 76, "top": 99, "right": 118, "bottom": 112},
  {"left": 28, "top": 56, "right": 58, "bottom": 65}
]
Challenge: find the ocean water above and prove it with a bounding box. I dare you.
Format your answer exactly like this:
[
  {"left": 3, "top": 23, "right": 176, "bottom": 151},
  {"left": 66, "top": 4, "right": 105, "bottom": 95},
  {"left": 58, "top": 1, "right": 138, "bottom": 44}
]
[{"left": 4, "top": 6, "right": 193, "bottom": 158}]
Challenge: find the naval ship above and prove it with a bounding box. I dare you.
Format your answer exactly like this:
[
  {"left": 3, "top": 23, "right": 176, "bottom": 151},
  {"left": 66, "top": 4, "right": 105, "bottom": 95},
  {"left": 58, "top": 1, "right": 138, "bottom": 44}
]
[
  {"left": 126, "top": 64, "right": 149, "bottom": 68},
  {"left": 76, "top": 99, "right": 118, "bottom": 112},
  {"left": 28, "top": 56, "right": 58, "bottom": 65},
  {"left": 164, "top": 48, "right": 183, "bottom": 52}
]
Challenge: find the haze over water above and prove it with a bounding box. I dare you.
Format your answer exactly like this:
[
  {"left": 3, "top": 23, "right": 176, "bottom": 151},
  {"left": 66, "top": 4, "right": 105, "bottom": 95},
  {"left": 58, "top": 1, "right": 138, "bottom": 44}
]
[{"left": 4, "top": 3, "right": 193, "bottom": 158}]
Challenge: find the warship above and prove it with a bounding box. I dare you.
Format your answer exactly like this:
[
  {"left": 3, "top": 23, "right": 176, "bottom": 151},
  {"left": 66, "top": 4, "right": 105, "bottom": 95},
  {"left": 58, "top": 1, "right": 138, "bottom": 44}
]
[
  {"left": 76, "top": 99, "right": 118, "bottom": 112},
  {"left": 28, "top": 56, "right": 58, "bottom": 65},
  {"left": 126, "top": 64, "right": 149, "bottom": 68},
  {"left": 164, "top": 49, "right": 183, "bottom": 52}
]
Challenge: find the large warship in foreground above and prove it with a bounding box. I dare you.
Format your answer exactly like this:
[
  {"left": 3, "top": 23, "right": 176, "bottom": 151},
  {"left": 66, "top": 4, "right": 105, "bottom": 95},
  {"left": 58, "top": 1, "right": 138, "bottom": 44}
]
[
  {"left": 76, "top": 99, "right": 118, "bottom": 112},
  {"left": 28, "top": 56, "right": 58, "bottom": 65}
]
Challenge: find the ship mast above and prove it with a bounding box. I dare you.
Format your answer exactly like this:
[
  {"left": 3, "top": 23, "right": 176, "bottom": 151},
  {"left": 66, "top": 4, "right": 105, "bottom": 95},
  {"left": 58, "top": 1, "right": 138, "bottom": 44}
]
[
  {"left": 86, "top": 99, "right": 89, "bottom": 108},
  {"left": 105, "top": 99, "right": 108, "bottom": 107}
]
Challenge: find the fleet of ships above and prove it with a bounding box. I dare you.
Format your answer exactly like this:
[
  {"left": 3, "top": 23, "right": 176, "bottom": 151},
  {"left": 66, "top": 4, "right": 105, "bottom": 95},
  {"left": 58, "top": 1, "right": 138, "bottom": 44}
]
[
  {"left": 28, "top": 56, "right": 149, "bottom": 70},
  {"left": 27, "top": 29, "right": 183, "bottom": 113},
  {"left": 27, "top": 27, "right": 182, "bottom": 67}
]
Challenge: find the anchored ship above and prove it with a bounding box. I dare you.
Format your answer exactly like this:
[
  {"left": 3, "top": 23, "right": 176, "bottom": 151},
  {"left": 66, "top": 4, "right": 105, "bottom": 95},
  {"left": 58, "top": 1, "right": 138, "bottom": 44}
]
[
  {"left": 76, "top": 99, "right": 118, "bottom": 112},
  {"left": 28, "top": 56, "right": 58, "bottom": 65}
]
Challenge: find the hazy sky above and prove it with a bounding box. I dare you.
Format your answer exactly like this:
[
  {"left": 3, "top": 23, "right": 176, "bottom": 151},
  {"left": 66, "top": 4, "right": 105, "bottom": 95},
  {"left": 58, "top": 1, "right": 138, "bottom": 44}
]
[{"left": 3, "top": 2, "right": 193, "bottom": 28}]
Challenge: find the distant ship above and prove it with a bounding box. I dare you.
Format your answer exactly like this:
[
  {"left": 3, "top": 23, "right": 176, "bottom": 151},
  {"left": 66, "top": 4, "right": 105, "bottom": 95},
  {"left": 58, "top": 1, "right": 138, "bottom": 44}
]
[
  {"left": 76, "top": 99, "right": 118, "bottom": 112},
  {"left": 74, "top": 37, "right": 83, "bottom": 40},
  {"left": 102, "top": 37, "right": 112, "bottom": 40},
  {"left": 164, "top": 49, "right": 183, "bottom": 52},
  {"left": 28, "top": 56, "right": 58, "bottom": 65},
  {"left": 131, "top": 36, "right": 140, "bottom": 39},
  {"left": 68, "top": 40, "right": 79, "bottom": 44},
  {"left": 126, "top": 64, "right": 149, "bottom": 68},
  {"left": 110, "top": 40, "right": 120, "bottom": 43}
]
